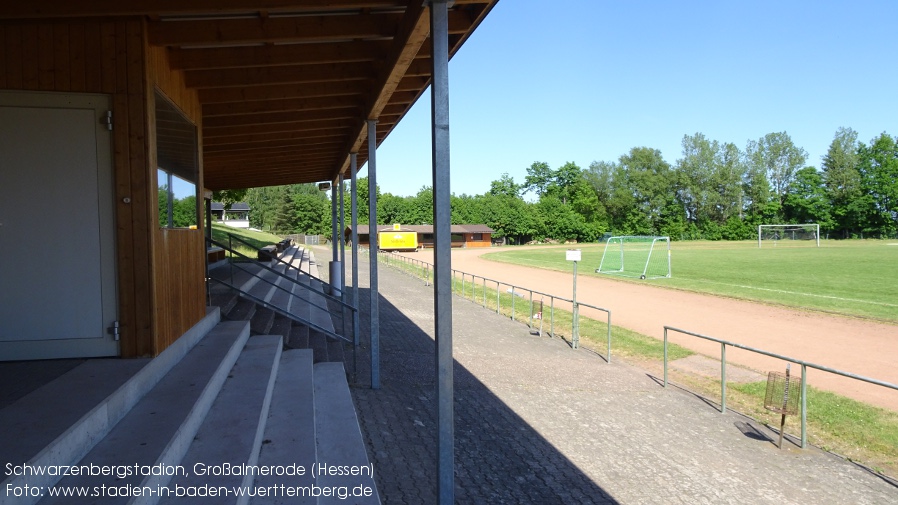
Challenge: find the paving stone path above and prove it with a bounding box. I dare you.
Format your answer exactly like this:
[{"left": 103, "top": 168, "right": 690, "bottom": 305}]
[{"left": 315, "top": 248, "right": 897, "bottom": 505}]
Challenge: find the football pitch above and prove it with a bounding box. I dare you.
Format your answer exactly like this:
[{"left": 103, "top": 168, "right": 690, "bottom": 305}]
[{"left": 481, "top": 240, "right": 898, "bottom": 323}]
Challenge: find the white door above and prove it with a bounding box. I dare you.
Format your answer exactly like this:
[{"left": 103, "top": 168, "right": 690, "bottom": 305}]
[{"left": 0, "top": 91, "right": 118, "bottom": 360}]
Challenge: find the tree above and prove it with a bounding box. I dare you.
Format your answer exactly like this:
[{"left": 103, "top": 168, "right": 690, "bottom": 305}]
[
  {"left": 857, "top": 132, "right": 898, "bottom": 237},
  {"left": 676, "top": 134, "right": 746, "bottom": 234},
  {"left": 272, "top": 186, "right": 298, "bottom": 233},
  {"left": 523, "top": 161, "right": 554, "bottom": 197},
  {"left": 617, "top": 147, "right": 678, "bottom": 235},
  {"left": 488, "top": 173, "right": 522, "bottom": 198},
  {"left": 782, "top": 167, "right": 832, "bottom": 228},
  {"left": 745, "top": 132, "right": 807, "bottom": 211},
  {"left": 822, "top": 127, "right": 863, "bottom": 237},
  {"left": 293, "top": 192, "right": 330, "bottom": 235}
]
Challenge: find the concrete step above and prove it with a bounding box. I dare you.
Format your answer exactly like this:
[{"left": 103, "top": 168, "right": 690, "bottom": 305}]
[
  {"left": 326, "top": 338, "right": 346, "bottom": 364},
  {"left": 250, "top": 306, "right": 276, "bottom": 335},
  {"left": 268, "top": 315, "right": 293, "bottom": 342},
  {"left": 39, "top": 320, "right": 250, "bottom": 505},
  {"left": 160, "top": 334, "right": 282, "bottom": 504},
  {"left": 1, "top": 309, "right": 221, "bottom": 505},
  {"left": 308, "top": 332, "right": 330, "bottom": 364},
  {"left": 287, "top": 323, "right": 310, "bottom": 350},
  {"left": 226, "top": 298, "right": 257, "bottom": 322},
  {"left": 313, "top": 362, "right": 379, "bottom": 504},
  {"left": 250, "top": 349, "right": 316, "bottom": 505}
]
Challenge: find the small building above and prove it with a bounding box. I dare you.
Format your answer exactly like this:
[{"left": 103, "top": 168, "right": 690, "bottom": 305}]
[
  {"left": 211, "top": 202, "right": 250, "bottom": 229},
  {"left": 349, "top": 224, "right": 494, "bottom": 249}
]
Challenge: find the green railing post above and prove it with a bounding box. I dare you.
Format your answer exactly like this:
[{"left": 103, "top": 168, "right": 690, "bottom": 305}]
[
  {"left": 528, "top": 291, "right": 533, "bottom": 331},
  {"left": 606, "top": 312, "right": 612, "bottom": 364},
  {"left": 496, "top": 281, "right": 500, "bottom": 314},
  {"left": 511, "top": 287, "right": 516, "bottom": 321},
  {"left": 483, "top": 277, "right": 487, "bottom": 307},
  {"left": 801, "top": 364, "right": 808, "bottom": 449},
  {"left": 721, "top": 343, "right": 727, "bottom": 413},
  {"left": 550, "top": 297, "right": 555, "bottom": 337},
  {"left": 664, "top": 326, "right": 667, "bottom": 387}
]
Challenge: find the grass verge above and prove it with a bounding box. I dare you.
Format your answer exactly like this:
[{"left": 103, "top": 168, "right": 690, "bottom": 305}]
[{"left": 210, "top": 224, "right": 285, "bottom": 258}]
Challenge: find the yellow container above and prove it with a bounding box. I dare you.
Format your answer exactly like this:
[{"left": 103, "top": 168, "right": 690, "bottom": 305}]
[{"left": 378, "top": 231, "right": 418, "bottom": 251}]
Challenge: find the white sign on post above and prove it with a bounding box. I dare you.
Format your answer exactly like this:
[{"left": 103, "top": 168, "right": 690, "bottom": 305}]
[{"left": 566, "top": 249, "right": 581, "bottom": 262}]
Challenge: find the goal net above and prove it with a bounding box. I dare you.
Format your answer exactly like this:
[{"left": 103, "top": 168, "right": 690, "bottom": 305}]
[
  {"left": 758, "top": 224, "right": 820, "bottom": 247},
  {"left": 595, "top": 236, "right": 671, "bottom": 279}
]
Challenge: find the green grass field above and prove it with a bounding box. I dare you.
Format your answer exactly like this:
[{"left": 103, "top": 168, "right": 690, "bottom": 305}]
[
  {"left": 482, "top": 240, "right": 898, "bottom": 322},
  {"left": 210, "top": 224, "right": 284, "bottom": 257}
]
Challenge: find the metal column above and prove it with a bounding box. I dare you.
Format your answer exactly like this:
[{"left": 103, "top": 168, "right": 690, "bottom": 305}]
[
  {"left": 430, "top": 1, "right": 454, "bottom": 502},
  {"left": 339, "top": 174, "right": 346, "bottom": 296},
  {"left": 350, "top": 154, "right": 360, "bottom": 349},
  {"left": 367, "top": 119, "right": 380, "bottom": 390},
  {"left": 331, "top": 183, "right": 339, "bottom": 262}
]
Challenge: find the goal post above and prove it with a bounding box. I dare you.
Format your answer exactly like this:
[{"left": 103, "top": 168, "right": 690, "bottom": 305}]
[
  {"left": 758, "top": 224, "right": 820, "bottom": 247},
  {"left": 595, "top": 236, "right": 671, "bottom": 279}
]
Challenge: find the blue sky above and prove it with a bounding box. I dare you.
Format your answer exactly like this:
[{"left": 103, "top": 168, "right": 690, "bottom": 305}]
[{"left": 367, "top": 0, "right": 898, "bottom": 198}]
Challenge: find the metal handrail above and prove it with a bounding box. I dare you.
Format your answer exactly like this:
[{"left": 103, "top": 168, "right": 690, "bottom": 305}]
[
  {"left": 663, "top": 325, "right": 898, "bottom": 449},
  {"left": 378, "top": 251, "right": 613, "bottom": 363},
  {"left": 210, "top": 275, "right": 352, "bottom": 345},
  {"left": 208, "top": 237, "right": 354, "bottom": 312},
  {"left": 206, "top": 237, "right": 358, "bottom": 349},
  {"left": 218, "top": 231, "right": 307, "bottom": 279}
]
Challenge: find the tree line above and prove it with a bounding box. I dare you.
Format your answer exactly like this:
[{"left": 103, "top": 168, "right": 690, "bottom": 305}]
[{"left": 242, "top": 127, "right": 898, "bottom": 242}]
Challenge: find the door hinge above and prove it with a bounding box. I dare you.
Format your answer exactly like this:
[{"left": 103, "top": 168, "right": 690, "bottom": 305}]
[
  {"left": 107, "top": 321, "right": 120, "bottom": 341},
  {"left": 103, "top": 111, "right": 113, "bottom": 131}
]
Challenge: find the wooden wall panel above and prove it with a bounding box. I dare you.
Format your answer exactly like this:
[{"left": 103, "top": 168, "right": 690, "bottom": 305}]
[
  {"left": 153, "top": 230, "right": 206, "bottom": 352},
  {"left": 0, "top": 18, "right": 197, "bottom": 358},
  {"left": 147, "top": 42, "right": 206, "bottom": 353}
]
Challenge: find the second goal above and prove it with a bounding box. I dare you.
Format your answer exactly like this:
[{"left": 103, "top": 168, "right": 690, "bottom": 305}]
[{"left": 595, "top": 236, "right": 671, "bottom": 279}]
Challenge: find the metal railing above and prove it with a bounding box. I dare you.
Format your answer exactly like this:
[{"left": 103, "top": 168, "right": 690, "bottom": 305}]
[
  {"left": 206, "top": 236, "right": 358, "bottom": 349},
  {"left": 378, "top": 251, "right": 613, "bottom": 363},
  {"left": 219, "top": 232, "right": 308, "bottom": 280},
  {"left": 663, "top": 326, "right": 898, "bottom": 448}
]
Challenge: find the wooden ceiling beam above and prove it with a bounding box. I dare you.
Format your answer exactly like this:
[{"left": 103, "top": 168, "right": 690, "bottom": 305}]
[
  {"left": 0, "top": 1, "right": 410, "bottom": 19},
  {"left": 0, "top": 0, "right": 490, "bottom": 19},
  {"left": 185, "top": 62, "right": 374, "bottom": 88},
  {"left": 203, "top": 107, "right": 359, "bottom": 128},
  {"left": 396, "top": 75, "right": 430, "bottom": 92},
  {"left": 204, "top": 128, "right": 349, "bottom": 145},
  {"left": 198, "top": 80, "right": 367, "bottom": 104},
  {"left": 331, "top": 0, "right": 429, "bottom": 178},
  {"left": 203, "top": 118, "right": 353, "bottom": 138},
  {"left": 203, "top": 95, "right": 361, "bottom": 117},
  {"left": 205, "top": 139, "right": 344, "bottom": 154},
  {"left": 169, "top": 40, "right": 390, "bottom": 70},
  {"left": 147, "top": 12, "right": 401, "bottom": 46}
]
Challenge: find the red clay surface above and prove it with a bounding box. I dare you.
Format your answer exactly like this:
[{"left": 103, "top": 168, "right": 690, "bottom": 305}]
[{"left": 395, "top": 246, "right": 898, "bottom": 411}]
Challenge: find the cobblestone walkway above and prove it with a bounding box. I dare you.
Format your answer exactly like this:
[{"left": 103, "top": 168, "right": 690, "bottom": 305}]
[{"left": 317, "top": 248, "right": 897, "bottom": 504}]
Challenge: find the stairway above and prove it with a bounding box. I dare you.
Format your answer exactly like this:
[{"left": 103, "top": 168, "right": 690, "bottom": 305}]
[
  {"left": 210, "top": 245, "right": 348, "bottom": 365},
  {"left": 1, "top": 288, "right": 378, "bottom": 505}
]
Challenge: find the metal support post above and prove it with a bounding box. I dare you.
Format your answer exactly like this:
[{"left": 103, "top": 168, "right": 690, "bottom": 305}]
[
  {"left": 572, "top": 260, "right": 579, "bottom": 349},
  {"left": 801, "top": 364, "right": 807, "bottom": 448},
  {"left": 430, "top": 1, "right": 454, "bottom": 501},
  {"left": 721, "top": 343, "right": 727, "bottom": 413},
  {"left": 351, "top": 154, "right": 360, "bottom": 349},
  {"left": 331, "top": 183, "right": 338, "bottom": 262},
  {"left": 367, "top": 120, "right": 380, "bottom": 390},
  {"left": 339, "top": 174, "right": 346, "bottom": 297}
]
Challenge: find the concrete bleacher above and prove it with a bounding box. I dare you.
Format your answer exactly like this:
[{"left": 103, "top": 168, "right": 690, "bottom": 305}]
[{"left": 0, "top": 246, "right": 377, "bottom": 504}]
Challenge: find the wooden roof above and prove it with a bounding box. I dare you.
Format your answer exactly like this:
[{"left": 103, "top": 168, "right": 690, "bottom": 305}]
[{"left": 3, "top": 1, "right": 498, "bottom": 190}]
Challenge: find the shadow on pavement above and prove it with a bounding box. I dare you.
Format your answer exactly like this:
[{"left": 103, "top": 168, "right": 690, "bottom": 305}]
[{"left": 348, "top": 288, "right": 618, "bottom": 504}]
